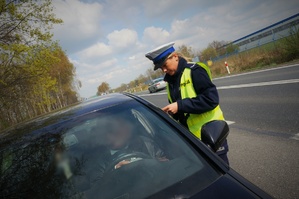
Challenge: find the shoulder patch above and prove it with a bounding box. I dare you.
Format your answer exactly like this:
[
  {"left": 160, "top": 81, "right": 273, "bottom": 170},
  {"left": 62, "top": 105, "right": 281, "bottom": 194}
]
[
  {"left": 187, "top": 62, "right": 197, "bottom": 69},
  {"left": 190, "top": 64, "right": 199, "bottom": 70}
]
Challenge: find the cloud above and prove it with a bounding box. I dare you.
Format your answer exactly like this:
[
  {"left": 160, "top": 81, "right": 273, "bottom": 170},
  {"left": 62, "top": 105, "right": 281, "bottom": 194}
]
[
  {"left": 107, "top": 29, "right": 139, "bottom": 49},
  {"left": 141, "top": 0, "right": 208, "bottom": 19},
  {"left": 100, "top": 0, "right": 141, "bottom": 25},
  {"left": 77, "top": 28, "right": 139, "bottom": 62},
  {"left": 78, "top": 42, "right": 112, "bottom": 59},
  {"left": 52, "top": 0, "right": 103, "bottom": 53},
  {"left": 142, "top": 27, "right": 171, "bottom": 45},
  {"left": 75, "top": 58, "right": 118, "bottom": 78}
]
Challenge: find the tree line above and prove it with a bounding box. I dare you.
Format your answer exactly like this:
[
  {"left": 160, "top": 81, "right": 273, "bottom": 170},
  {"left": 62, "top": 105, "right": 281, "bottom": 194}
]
[{"left": 0, "top": 0, "right": 80, "bottom": 131}]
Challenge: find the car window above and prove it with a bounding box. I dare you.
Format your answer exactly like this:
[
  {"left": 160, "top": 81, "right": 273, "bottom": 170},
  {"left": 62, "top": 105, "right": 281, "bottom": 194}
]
[
  {"left": 153, "top": 78, "right": 164, "bottom": 83},
  {"left": 0, "top": 100, "right": 220, "bottom": 198}
]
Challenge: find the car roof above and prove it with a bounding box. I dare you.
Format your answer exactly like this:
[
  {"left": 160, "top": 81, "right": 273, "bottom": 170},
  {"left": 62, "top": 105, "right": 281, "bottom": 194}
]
[
  {"left": 152, "top": 77, "right": 164, "bottom": 82},
  {"left": 155, "top": 77, "right": 164, "bottom": 80},
  {"left": 0, "top": 93, "right": 134, "bottom": 142}
]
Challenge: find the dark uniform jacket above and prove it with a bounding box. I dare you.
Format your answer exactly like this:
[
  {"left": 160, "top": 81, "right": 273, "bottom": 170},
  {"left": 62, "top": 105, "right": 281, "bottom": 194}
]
[
  {"left": 164, "top": 58, "right": 229, "bottom": 164},
  {"left": 164, "top": 58, "right": 220, "bottom": 127}
]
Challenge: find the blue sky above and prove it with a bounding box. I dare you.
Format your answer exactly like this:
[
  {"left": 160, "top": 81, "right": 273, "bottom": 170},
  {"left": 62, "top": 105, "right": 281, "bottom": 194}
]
[{"left": 51, "top": 0, "right": 299, "bottom": 98}]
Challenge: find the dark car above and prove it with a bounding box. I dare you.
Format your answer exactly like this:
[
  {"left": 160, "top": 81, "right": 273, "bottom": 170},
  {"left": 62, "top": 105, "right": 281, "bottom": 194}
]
[{"left": 0, "top": 93, "right": 273, "bottom": 199}]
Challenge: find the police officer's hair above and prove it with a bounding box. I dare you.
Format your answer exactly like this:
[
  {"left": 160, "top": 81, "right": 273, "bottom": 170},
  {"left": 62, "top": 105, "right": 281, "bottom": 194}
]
[{"left": 171, "top": 51, "right": 193, "bottom": 62}]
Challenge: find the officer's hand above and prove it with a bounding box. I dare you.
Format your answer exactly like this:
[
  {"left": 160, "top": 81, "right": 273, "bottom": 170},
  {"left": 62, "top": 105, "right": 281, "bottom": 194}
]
[{"left": 162, "top": 102, "right": 178, "bottom": 114}]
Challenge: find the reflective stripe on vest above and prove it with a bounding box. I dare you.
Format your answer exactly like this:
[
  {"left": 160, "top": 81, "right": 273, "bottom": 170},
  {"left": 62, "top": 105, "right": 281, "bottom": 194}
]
[{"left": 167, "top": 62, "right": 224, "bottom": 139}]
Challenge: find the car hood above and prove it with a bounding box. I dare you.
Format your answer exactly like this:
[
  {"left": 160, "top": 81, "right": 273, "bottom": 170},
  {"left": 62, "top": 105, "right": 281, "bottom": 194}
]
[{"left": 190, "top": 174, "right": 272, "bottom": 199}]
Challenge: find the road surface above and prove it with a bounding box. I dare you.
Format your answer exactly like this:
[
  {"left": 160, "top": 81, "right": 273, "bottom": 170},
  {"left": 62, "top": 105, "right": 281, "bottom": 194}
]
[{"left": 138, "top": 64, "right": 299, "bottom": 199}]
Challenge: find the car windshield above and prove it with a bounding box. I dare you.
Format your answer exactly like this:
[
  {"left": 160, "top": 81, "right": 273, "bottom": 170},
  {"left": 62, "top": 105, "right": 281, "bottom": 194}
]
[{"left": 0, "top": 100, "right": 220, "bottom": 198}]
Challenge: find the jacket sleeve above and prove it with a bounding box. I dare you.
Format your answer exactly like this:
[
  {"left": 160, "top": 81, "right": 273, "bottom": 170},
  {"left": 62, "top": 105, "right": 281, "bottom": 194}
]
[{"left": 177, "top": 66, "right": 219, "bottom": 114}]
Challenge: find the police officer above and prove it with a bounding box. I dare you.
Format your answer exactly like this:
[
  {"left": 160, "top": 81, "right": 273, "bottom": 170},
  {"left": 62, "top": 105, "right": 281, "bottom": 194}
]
[{"left": 145, "top": 42, "right": 229, "bottom": 164}]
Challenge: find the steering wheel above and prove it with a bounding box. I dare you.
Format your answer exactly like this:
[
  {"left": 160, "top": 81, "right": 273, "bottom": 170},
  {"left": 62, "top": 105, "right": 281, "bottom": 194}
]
[{"left": 104, "top": 150, "right": 151, "bottom": 174}]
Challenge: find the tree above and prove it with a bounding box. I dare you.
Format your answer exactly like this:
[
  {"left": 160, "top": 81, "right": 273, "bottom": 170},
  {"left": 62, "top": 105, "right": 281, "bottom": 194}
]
[
  {"left": 208, "top": 40, "right": 227, "bottom": 50},
  {"left": 0, "top": 0, "right": 79, "bottom": 131},
  {"left": 146, "top": 68, "right": 163, "bottom": 81},
  {"left": 200, "top": 47, "right": 217, "bottom": 61},
  {"left": 146, "top": 68, "right": 155, "bottom": 80},
  {"left": 114, "top": 83, "right": 127, "bottom": 93},
  {"left": 97, "top": 82, "right": 110, "bottom": 95},
  {"left": 199, "top": 40, "right": 239, "bottom": 61},
  {"left": 177, "top": 45, "right": 195, "bottom": 60},
  {"left": 48, "top": 45, "right": 78, "bottom": 108},
  {"left": 225, "top": 43, "right": 239, "bottom": 54},
  {"left": 281, "top": 26, "right": 299, "bottom": 61},
  {"left": 137, "top": 74, "right": 148, "bottom": 85},
  {"left": 206, "top": 40, "right": 239, "bottom": 58}
]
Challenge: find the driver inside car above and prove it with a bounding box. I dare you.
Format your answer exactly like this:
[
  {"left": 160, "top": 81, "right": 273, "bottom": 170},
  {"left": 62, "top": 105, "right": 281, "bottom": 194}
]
[{"left": 97, "top": 114, "right": 168, "bottom": 176}]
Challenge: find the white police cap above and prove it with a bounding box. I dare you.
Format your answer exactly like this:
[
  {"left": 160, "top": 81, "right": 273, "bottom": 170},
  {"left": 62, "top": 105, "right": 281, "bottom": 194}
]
[{"left": 145, "top": 42, "right": 175, "bottom": 70}]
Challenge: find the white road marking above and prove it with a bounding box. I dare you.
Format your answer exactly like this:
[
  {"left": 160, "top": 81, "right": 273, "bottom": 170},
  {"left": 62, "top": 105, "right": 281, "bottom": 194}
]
[
  {"left": 290, "top": 133, "right": 299, "bottom": 141},
  {"left": 217, "top": 79, "right": 299, "bottom": 90},
  {"left": 214, "top": 63, "right": 299, "bottom": 80},
  {"left": 226, "top": 120, "right": 235, "bottom": 125}
]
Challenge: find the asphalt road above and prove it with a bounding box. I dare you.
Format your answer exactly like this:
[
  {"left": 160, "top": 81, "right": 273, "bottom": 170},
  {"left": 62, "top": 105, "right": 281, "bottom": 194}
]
[{"left": 138, "top": 64, "right": 299, "bottom": 199}]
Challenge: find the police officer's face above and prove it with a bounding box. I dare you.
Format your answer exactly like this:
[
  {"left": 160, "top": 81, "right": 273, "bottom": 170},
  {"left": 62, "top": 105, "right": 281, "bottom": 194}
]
[{"left": 161, "top": 54, "right": 179, "bottom": 76}]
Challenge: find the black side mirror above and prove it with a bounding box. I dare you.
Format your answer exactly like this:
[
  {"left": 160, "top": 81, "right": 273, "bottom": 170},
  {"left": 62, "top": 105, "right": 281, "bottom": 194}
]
[{"left": 201, "top": 120, "right": 229, "bottom": 152}]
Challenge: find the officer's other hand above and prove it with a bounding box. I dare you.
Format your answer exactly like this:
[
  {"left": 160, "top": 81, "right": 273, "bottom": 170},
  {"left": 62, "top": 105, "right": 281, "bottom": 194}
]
[{"left": 162, "top": 102, "right": 178, "bottom": 114}]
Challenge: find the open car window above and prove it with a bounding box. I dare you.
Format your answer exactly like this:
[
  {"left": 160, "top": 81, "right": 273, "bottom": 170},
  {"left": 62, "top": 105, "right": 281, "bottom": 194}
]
[{"left": 0, "top": 100, "right": 220, "bottom": 199}]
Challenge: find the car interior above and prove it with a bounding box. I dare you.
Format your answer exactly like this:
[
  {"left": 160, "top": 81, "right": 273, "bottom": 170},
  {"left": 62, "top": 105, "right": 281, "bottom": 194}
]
[{"left": 56, "top": 103, "right": 219, "bottom": 198}]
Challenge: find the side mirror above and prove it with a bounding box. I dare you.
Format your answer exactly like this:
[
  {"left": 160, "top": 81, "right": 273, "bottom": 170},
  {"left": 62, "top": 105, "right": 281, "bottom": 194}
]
[{"left": 201, "top": 120, "right": 229, "bottom": 152}]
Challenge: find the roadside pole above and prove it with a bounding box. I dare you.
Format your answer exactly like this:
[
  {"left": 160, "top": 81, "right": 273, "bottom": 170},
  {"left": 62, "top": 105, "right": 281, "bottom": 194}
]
[{"left": 225, "top": 61, "right": 231, "bottom": 75}]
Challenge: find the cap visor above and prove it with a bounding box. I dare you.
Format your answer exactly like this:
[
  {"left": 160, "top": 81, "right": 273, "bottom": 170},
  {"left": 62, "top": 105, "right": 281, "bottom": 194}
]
[
  {"left": 153, "top": 54, "right": 170, "bottom": 71},
  {"left": 154, "top": 62, "right": 164, "bottom": 71}
]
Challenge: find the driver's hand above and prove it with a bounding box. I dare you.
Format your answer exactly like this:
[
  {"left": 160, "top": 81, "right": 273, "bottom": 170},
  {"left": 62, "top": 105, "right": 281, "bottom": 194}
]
[
  {"left": 114, "top": 160, "right": 131, "bottom": 169},
  {"left": 157, "top": 157, "right": 169, "bottom": 162}
]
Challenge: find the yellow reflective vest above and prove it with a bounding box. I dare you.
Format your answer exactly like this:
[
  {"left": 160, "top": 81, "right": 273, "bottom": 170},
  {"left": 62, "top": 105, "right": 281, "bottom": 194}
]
[{"left": 167, "top": 62, "right": 224, "bottom": 139}]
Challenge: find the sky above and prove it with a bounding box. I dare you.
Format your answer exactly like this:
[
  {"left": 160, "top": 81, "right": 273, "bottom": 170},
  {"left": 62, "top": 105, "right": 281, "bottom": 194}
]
[{"left": 51, "top": 0, "right": 299, "bottom": 98}]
